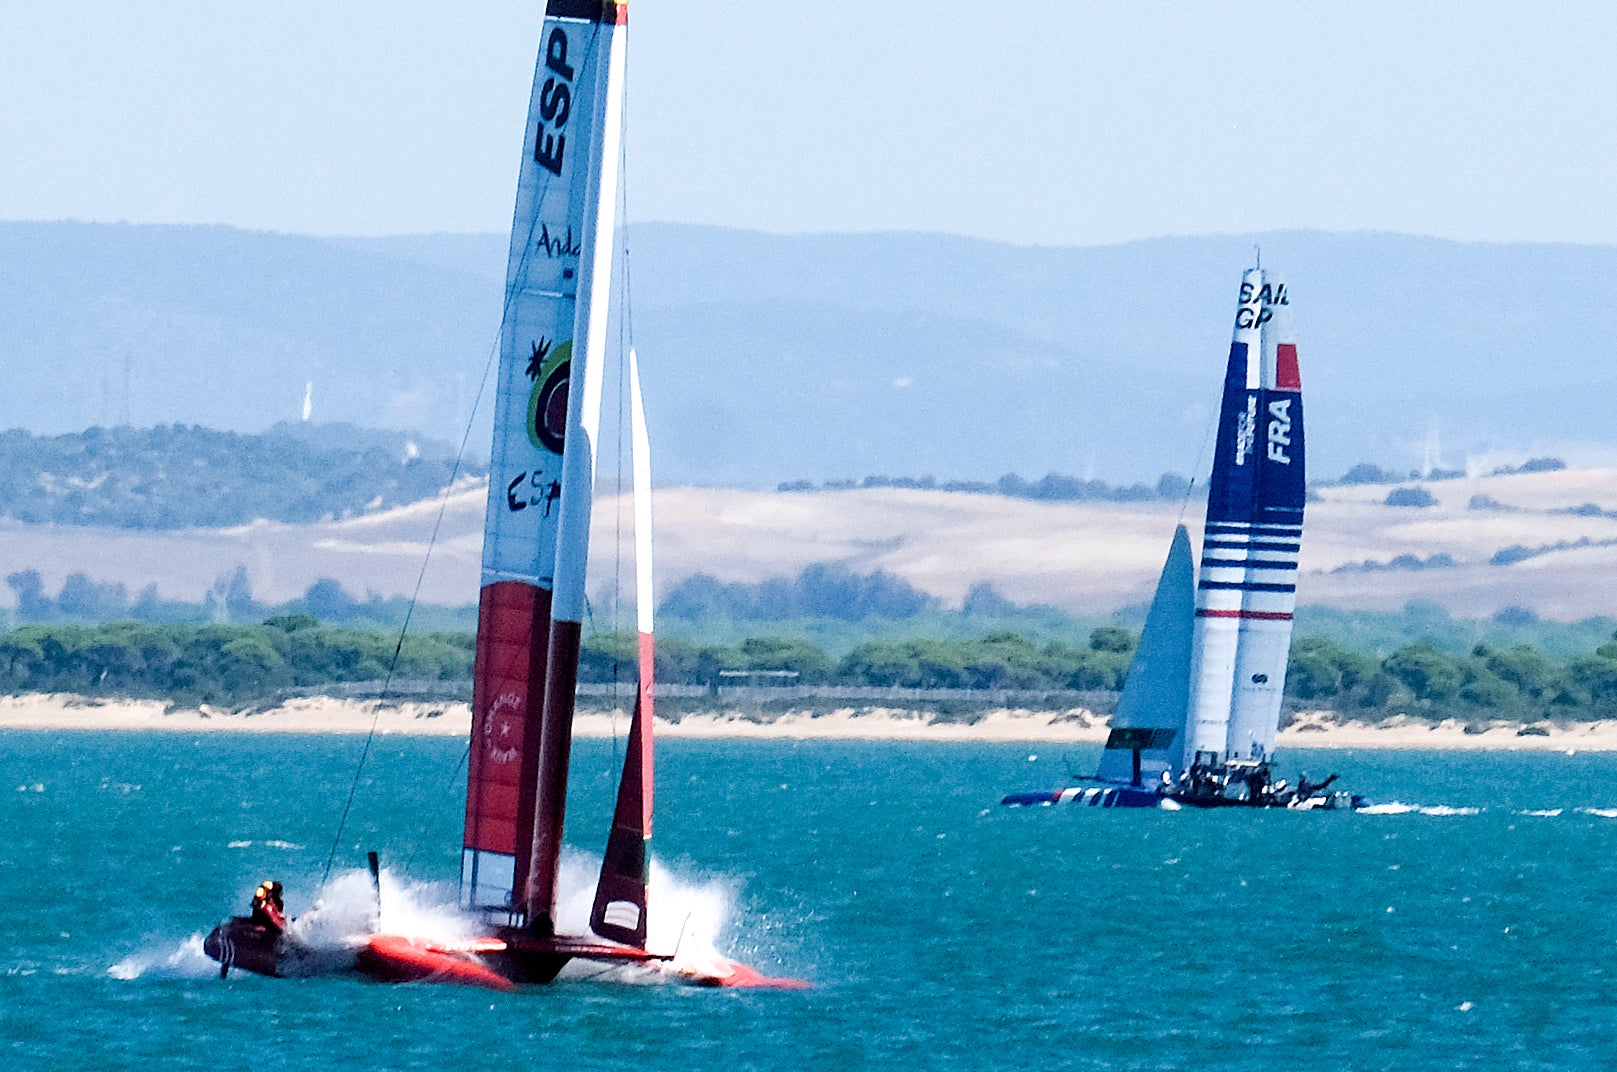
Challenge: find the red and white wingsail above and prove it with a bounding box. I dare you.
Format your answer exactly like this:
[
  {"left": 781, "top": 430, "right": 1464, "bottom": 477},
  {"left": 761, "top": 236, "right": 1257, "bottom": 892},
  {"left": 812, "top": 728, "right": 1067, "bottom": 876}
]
[{"left": 463, "top": 0, "right": 627, "bottom": 921}]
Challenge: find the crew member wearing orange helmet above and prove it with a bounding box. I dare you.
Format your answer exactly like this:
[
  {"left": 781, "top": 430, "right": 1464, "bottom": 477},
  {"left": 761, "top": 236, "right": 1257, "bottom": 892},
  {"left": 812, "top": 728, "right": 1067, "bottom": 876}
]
[{"left": 250, "top": 881, "right": 286, "bottom": 933}]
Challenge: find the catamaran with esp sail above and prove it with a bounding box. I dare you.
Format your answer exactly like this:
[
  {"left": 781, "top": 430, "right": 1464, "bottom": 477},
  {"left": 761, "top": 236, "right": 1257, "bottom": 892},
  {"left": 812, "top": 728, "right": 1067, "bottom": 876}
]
[
  {"left": 205, "top": 0, "right": 803, "bottom": 988},
  {"left": 1003, "top": 266, "right": 1360, "bottom": 811}
]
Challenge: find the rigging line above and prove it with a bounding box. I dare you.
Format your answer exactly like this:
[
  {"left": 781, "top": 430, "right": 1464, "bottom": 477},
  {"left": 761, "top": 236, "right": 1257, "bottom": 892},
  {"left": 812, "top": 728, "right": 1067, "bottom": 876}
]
[
  {"left": 322, "top": 333, "right": 499, "bottom": 884},
  {"left": 401, "top": 20, "right": 614, "bottom": 838},
  {"left": 329, "top": 19, "right": 617, "bottom": 874},
  {"left": 401, "top": 743, "right": 472, "bottom": 879},
  {"left": 1175, "top": 384, "right": 1220, "bottom": 530},
  {"left": 402, "top": 739, "right": 472, "bottom": 878}
]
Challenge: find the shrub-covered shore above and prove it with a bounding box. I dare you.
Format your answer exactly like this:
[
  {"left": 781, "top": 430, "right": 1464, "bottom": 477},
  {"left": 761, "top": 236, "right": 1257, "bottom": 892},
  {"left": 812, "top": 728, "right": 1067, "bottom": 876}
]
[{"left": 6, "top": 616, "right": 1617, "bottom": 722}]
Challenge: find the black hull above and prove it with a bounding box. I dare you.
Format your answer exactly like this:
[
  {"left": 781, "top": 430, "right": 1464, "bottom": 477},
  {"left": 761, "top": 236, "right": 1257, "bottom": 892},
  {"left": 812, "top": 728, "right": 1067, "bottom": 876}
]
[{"left": 203, "top": 917, "right": 287, "bottom": 979}]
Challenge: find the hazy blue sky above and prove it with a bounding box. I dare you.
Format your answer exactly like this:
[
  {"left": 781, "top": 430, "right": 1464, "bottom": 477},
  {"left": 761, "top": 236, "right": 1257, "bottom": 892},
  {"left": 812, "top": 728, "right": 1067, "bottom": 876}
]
[{"left": 3, "top": 1, "right": 1614, "bottom": 245}]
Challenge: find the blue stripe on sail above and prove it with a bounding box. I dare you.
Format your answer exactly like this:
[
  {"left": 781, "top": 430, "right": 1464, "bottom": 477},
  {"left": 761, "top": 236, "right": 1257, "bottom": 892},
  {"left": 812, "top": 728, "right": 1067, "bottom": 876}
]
[
  {"left": 1200, "top": 556, "right": 1299, "bottom": 570},
  {"left": 1198, "top": 580, "right": 1298, "bottom": 593},
  {"left": 1203, "top": 539, "right": 1302, "bottom": 552}
]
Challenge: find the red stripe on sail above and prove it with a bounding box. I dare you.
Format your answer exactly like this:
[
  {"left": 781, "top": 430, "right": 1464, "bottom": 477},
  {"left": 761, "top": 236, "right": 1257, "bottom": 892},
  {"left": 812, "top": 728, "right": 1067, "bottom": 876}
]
[
  {"left": 1275, "top": 343, "right": 1301, "bottom": 391},
  {"left": 590, "top": 629, "right": 654, "bottom": 947},
  {"left": 465, "top": 582, "right": 551, "bottom": 859},
  {"left": 1195, "top": 609, "right": 1294, "bottom": 620},
  {"left": 525, "top": 617, "right": 584, "bottom": 931}
]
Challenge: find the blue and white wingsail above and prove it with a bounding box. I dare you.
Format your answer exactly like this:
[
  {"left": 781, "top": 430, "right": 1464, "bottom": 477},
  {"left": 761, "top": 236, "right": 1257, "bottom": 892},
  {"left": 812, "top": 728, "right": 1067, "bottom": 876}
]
[
  {"left": 1095, "top": 525, "right": 1195, "bottom": 787},
  {"left": 1185, "top": 268, "right": 1305, "bottom": 764}
]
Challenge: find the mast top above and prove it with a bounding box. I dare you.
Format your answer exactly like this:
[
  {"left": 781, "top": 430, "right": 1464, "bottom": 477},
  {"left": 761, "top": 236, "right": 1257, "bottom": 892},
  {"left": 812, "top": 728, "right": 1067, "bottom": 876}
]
[{"left": 549, "top": 0, "right": 628, "bottom": 23}]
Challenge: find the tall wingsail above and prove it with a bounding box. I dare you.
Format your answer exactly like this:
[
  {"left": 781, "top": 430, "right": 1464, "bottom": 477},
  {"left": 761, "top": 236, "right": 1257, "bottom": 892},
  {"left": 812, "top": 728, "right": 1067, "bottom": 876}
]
[
  {"left": 463, "top": 0, "right": 628, "bottom": 918},
  {"left": 526, "top": 0, "right": 629, "bottom": 933},
  {"left": 590, "top": 349, "right": 655, "bottom": 948},
  {"left": 1094, "top": 525, "right": 1195, "bottom": 787},
  {"left": 1185, "top": 268, "right": 1305, "bottom": 763}
]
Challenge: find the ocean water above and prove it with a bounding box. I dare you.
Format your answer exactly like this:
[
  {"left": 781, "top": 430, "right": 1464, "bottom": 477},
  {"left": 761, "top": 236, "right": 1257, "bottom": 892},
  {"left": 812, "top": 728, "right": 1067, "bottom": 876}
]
[{"left": 4, "top": 731, "right": 1617, "bottom": 1070}]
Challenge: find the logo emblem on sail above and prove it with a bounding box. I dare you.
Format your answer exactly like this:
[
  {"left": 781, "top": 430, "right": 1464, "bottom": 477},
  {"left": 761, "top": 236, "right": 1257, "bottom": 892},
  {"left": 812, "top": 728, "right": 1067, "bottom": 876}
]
[
  {"left": 1234, "top": 394, "right": 1258, "bottom": 465},
  {"left": 526, "top": 338, "right": 573, "bottom": 454},
  {"left": 484, "top": 693, "right": 524, "bottom": 764}
]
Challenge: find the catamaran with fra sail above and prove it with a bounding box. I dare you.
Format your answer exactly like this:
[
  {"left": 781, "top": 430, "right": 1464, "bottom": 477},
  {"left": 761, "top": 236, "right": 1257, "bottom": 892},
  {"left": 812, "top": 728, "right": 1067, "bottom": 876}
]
[
  {"left": 1004, "top": 266, "right": 1362, "bottom": 811},
  {"left": 204, "top": 0, "right": 804, "bottom": 988}
]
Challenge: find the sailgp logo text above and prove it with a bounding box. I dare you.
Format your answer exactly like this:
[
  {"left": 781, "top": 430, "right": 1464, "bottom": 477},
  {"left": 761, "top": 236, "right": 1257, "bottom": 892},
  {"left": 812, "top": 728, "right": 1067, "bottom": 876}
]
[
  {"left": 1235, "top": 280, "right": 1288, "bottom": 329},
  {"left": 533, "top": 27, "right": 576, "bottom": 176},
  {"left": 1267, "top": 398, "right": 1293, "bottom": 463},
  {"left": 1234, "top": 394, "right": 1258, "bottom": 465}
]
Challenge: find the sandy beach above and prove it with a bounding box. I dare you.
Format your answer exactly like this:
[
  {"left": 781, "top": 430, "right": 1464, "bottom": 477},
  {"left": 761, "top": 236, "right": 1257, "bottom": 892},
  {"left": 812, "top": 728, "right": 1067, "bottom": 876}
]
[{"left": 2, "top": 693, "right": 1615, "bottom": 751}]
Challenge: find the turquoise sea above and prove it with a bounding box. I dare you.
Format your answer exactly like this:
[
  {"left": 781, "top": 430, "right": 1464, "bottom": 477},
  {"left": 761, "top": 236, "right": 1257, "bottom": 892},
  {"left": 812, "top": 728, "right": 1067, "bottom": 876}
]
[{"left": 4, "top": 731, "right": 1617, "bottom": 1070}]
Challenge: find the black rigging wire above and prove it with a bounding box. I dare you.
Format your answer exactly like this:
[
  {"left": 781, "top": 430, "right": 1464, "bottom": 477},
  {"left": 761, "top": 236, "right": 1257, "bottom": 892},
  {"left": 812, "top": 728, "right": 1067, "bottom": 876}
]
[
  {"left": 320, "top": 350, "right": 493, "bottom": 884},
  {"left": 317, "top": 19, "right": 612, "bottom": 885}
]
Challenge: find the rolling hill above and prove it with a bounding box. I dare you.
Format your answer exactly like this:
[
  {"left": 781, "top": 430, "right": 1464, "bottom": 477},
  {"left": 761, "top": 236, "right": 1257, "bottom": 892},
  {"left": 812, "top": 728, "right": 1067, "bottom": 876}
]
[{"left": 7, "top": 221, "right": 1617, "bottom": 487}]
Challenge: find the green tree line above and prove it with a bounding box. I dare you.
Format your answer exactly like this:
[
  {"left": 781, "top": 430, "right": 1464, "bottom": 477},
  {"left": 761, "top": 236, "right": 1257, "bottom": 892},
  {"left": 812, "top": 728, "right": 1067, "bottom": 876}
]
[
  {"left": 0, "top": 617, "right": 471, "bottom": 705},
  {"left": 8, "top": 618, "right": 1617, "bottom": 720},
  {"left": 0, "top": 622, "right": 1136, "bottom": 705}
]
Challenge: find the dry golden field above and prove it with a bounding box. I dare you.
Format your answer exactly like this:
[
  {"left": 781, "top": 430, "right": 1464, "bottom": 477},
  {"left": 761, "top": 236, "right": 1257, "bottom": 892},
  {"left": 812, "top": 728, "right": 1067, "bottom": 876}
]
[{"left": 4, "top": 468, "right": 1617, "bottom": 620}]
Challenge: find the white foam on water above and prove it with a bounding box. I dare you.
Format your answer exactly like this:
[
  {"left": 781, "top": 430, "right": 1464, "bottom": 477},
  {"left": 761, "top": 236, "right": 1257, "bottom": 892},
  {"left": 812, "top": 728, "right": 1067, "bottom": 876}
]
[
  {"left": 552, "top": 849, "right": 741, "bottom": 984},
  {"left": 1360, "top": 802, "right": 1481, "bottom": 816},
  {"left": 1580, "top": 807, "right": 1617, "bottom": 819},
  {"left": 108, "top": 934, "right": 217, "bottom": 980},
  {"left": 112, "top": 858, "right": 759, "bottom": 986},
  {"left": 1521, "top": 809, "right": 1564, "bottom": 817},
  {"left": 290, "top": 868, "right": 479, "bottom": 951}
]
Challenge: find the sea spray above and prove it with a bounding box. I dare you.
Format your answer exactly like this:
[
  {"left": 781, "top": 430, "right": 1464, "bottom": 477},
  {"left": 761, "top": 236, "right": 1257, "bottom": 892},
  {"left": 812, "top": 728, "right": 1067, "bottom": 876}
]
[
  {"left": 553, "top": 848, "right": 743, "bottom": 983},
  {"left": 108, "top": 934, "right": 217, "bottom": 980},
  {"left": 113, "top": 856, "right": 761, "bottom": 985}
]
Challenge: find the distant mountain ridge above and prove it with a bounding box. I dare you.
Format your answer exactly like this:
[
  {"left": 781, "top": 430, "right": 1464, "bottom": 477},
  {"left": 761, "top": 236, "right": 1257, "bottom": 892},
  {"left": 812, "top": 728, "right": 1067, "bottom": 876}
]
[{"left": 5, "top": 220, "right": 1616, "bottom": 485}]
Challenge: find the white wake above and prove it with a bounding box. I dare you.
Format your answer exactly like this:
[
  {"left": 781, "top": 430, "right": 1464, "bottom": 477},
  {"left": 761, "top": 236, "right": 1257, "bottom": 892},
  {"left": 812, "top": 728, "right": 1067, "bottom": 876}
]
[
  {"left": 108, "top": 934, "right": 217, "bottom": 980},
  {"left": 1358, "top": 802, "right": 1482, "bottom": 816},
  {"left": 111, "top": 853, "right": 749, "bottom": 986}
]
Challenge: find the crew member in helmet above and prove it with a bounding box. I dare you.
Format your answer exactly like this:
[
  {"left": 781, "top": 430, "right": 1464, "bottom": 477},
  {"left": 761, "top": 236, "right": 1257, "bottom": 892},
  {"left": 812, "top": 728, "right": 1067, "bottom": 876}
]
[{"left": 250, "top": 881, "right": 286, "bottom": 933}]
